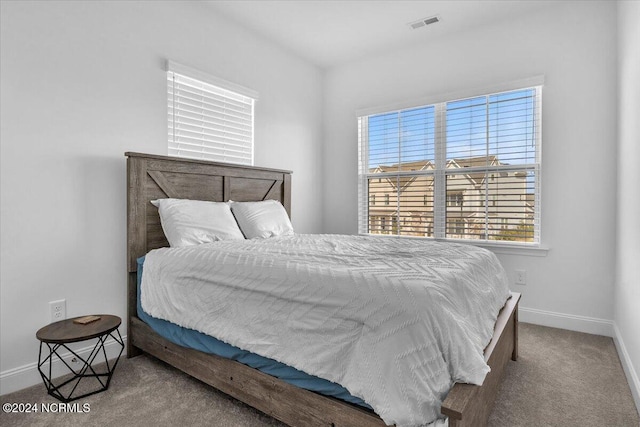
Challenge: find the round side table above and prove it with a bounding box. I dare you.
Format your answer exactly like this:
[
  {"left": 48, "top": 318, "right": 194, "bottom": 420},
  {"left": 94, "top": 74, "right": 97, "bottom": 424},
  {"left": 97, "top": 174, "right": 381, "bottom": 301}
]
[{"left": 36, "top": 314, "right": 124, "bottom": 402}]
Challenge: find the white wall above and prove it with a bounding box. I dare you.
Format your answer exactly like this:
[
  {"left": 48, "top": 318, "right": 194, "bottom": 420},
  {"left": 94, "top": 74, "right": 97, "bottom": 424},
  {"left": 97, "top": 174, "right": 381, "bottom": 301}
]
[
  {"left": 323, "top": 2, "right": 618, "bottom": 329},
  {"left": 2, "top": 0, "right": 635, "bottom": 403},
  {"left": 0, "top": 1, "right": 323, "bottom": 393},
  {"left": 615, "top": 0, "right": 640, "bottom": 409}
]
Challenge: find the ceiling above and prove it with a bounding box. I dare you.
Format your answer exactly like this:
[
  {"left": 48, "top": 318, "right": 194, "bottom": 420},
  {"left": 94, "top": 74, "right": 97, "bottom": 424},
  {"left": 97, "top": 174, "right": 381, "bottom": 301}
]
[{"left": 205, "top": 1, "right": 555, "bottom": 69}]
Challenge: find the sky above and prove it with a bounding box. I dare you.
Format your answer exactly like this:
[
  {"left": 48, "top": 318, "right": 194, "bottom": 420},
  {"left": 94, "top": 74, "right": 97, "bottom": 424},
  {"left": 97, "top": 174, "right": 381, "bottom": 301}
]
[{"left": 366, "top": 88, "right": 537, "bottom": 169}]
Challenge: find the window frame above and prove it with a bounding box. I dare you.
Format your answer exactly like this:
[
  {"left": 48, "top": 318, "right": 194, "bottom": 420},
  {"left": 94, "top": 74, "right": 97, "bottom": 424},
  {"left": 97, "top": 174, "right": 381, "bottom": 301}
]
[{"left": 357, "top": 79, "right": 543, "bottom": 247}]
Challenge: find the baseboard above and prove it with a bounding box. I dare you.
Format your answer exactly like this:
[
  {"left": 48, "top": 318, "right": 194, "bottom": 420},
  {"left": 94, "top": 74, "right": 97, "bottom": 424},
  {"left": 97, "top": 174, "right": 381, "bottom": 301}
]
[
  {"left": 518, "top": 306, "right": 614, "bottom": 337},
  {"left": 0, "top": 335, "right": 127, "bottom": 396},
  {"left": 613, "top": 324, "right": 640, "bottom": 414}
]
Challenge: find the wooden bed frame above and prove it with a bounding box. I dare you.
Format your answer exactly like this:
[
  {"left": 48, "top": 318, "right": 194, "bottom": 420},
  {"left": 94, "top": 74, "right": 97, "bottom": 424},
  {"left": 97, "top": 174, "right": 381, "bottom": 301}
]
[{"left": 125, "top": 151, "right": 521, "bottom": 427}]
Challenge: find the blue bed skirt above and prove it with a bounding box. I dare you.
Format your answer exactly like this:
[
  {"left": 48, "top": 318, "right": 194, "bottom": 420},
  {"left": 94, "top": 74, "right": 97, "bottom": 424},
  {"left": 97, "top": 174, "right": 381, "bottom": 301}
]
[{"left": 137, "top": 257, "right": 370, "bottom": 409}]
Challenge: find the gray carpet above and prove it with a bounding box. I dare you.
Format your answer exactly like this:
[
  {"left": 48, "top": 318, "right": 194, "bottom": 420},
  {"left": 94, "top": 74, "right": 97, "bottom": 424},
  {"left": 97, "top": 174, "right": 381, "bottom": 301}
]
[{"left": 1, "top": 323, "right": 638, "bottom": 427}]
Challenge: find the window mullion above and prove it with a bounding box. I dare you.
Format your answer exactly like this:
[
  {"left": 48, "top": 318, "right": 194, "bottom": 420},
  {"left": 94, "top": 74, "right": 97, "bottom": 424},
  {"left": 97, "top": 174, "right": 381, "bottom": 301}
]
[
  {"left": 396, "top": 111, "right": 401, "bottom": 236},
  {"left": 484, "top": 95, "right": 490, "bottom": 240},
  {"left": 434, "top": 103, "right": 446, "bottom": 239}
]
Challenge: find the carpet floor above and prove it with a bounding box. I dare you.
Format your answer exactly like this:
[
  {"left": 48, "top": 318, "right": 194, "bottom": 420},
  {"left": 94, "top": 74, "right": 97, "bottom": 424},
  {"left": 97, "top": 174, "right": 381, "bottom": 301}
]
[{"left": 1, "top": 323, "right": 638, "bottom": 427}]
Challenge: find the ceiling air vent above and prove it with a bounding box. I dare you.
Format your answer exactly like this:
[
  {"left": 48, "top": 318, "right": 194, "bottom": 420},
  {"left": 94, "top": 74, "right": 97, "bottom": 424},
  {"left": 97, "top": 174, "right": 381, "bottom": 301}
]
[{"left": 408, "top": 15, "right": 440, "bottom": 30}]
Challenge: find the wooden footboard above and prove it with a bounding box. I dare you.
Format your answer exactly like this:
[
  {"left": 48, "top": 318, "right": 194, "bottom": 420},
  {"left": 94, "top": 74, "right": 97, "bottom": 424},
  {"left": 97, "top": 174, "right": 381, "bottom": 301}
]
[{"left": 442, "top": 292, "right": 520, "bottom": 427}]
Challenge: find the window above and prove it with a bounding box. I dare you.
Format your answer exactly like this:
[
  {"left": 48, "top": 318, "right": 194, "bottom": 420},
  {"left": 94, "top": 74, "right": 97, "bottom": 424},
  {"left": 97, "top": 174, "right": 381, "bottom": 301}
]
[
  {"left": 447, "top": 219, "right": 465, "bottom": 236},
  {"left": 358, "top": 83, "right": 541, "bottom": 244},
  {"left": 447, "top": 192, "right": 464, "bottom": 207},
  {"left": 167, "top": 61, "right": 258, "bottom": 165}
]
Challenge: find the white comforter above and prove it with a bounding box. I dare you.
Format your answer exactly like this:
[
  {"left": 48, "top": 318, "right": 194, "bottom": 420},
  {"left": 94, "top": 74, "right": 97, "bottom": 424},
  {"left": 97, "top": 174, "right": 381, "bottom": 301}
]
[{"left": 141, "top": 234, "right": 510, "bottom": 427}]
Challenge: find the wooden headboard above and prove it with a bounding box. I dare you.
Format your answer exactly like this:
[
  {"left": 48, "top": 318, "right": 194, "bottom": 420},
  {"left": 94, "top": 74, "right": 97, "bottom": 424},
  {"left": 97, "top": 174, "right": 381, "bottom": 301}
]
[{"left": 125, "top": 152, "right": 292, "bottom": 273}]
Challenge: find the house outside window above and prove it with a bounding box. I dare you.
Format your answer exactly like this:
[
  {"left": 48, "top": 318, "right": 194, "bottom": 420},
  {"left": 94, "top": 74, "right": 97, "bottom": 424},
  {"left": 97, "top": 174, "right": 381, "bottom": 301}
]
[{"left": 357, "top": 83, "right": 541, "bottom": 244}]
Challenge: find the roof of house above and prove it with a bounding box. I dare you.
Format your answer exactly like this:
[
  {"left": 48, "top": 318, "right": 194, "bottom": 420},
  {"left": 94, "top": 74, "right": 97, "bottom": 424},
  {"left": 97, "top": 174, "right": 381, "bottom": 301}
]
[
  {"left": 372, "top": 160, "right": 434, "bottom": 191},
  {"left": 370, "top": 156, "right": 504, "bottom": 191}
]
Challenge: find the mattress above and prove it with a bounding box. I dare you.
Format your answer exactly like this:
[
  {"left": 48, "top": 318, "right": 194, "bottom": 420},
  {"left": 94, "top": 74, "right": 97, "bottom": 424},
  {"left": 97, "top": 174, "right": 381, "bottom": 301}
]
[
  {"left": 141, "top": 234, "right": 511, "bottom": 427},
  {"left": 136, "top": 256, "right": 370, "bottom": 408}
]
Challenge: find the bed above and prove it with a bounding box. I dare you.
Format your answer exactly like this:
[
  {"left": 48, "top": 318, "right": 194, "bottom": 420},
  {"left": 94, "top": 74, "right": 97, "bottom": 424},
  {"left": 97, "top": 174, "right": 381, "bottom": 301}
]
[{"left": 125, "top": 151, "right": 521, "bottom": 427}]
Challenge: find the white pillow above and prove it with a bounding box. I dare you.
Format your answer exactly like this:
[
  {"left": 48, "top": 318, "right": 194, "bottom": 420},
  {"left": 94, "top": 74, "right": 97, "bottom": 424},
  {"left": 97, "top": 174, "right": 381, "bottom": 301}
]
[
  {"left": 151, "top": 198, "right": 244, "bottom": 247},
  {"left": 230, "top": 200, "right": 294, "bottom": 239}
]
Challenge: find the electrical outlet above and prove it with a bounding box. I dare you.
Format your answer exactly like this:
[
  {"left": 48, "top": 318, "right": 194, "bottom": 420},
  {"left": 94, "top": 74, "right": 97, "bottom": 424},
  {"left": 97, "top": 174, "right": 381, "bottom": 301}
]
[
  {"left": 49, "top": 299, "right": 66, "bottom": 323},
  {"left": 515, "top": 270, "right": 526, "bottom": 285}
]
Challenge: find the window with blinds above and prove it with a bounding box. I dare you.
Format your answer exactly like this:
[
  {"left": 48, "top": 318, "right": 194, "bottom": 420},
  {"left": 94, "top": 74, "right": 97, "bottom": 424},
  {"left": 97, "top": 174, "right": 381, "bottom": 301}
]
[
  {"left": 167, "top": 62, "right": 257, "bottom": 165},
  {"left": 358, "top": 85, "right": 541, "bottom": 245}
]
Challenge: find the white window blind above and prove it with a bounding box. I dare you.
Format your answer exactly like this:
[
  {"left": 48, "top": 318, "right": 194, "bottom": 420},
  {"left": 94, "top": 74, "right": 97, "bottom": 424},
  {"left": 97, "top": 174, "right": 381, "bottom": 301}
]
[
  {"left": 167, "top": 62, "right": 257, "bottom": 165},
  {"left": 358, "top": 85, "right": 542, "bottom": 245}
]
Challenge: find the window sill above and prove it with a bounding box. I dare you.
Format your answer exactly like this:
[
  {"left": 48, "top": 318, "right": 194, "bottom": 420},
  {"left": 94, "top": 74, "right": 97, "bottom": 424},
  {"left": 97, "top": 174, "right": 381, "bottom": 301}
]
[
  {"left": 359, "top": 233, "right": 549, "bottom": 257},
  {"left": 457, "top": 241, "right": 549, "bottom": 257}
]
